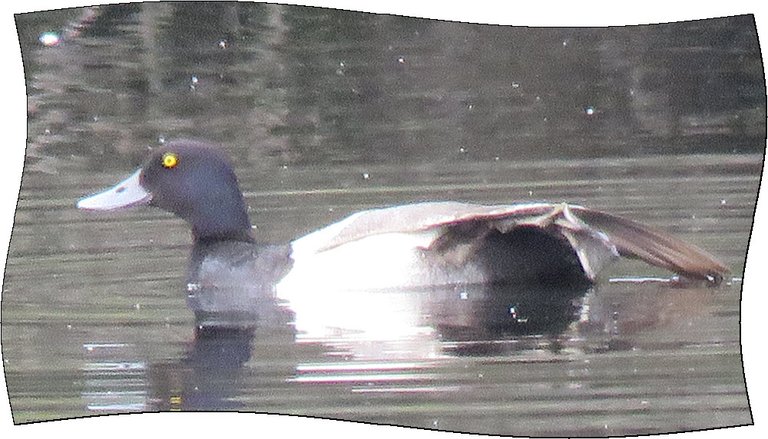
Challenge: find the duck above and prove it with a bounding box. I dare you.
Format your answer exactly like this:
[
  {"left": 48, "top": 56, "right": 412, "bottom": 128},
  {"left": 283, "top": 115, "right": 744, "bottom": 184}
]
[{"left": 77, "top": 140, "right": 729, "bottom": 318}]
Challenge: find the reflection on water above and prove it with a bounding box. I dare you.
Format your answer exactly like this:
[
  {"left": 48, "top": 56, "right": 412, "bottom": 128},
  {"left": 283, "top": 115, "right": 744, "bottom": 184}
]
[
  {"left": 285, "top": 282, "right": 589, "bottom": 359},
  {"left": 82, "top": 343, "right": 148, "bottom": 413},
  {"left": 4, "top": 3, "right": 761, "bottom": 435},
  {"left": 80, "top": 276, "right": 728, "bottom": 418}
]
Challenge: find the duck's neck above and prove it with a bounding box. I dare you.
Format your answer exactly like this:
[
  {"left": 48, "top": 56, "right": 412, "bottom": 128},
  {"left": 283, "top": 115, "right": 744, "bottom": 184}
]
[
  {"left": 193, "top": 228, "right": 255, "bottom": 245},
  {"left": 191, "top": 205, "right": 255, "bottom": 243},
  {"left": 188, "top": 190, "right": 255, "bottom": 244}
]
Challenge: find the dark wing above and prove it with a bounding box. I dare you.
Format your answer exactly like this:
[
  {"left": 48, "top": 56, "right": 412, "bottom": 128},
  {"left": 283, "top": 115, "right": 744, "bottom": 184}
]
[{"left": 570, "top": 206, "right": 729, "bottom": 283}]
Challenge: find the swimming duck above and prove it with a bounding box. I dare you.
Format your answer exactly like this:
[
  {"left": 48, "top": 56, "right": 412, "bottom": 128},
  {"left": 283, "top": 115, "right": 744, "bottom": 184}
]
[{"left": 77, "top": 140, "right": 728, "bottom": 315}]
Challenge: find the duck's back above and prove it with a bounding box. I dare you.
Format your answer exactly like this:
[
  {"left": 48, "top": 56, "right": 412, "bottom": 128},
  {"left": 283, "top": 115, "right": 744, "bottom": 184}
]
[
  {"left": 279, "top": 202, "right": 604, "bottom": 295},
  {"left": 279, "top": 201, "right": 727, "bottom": 296}
]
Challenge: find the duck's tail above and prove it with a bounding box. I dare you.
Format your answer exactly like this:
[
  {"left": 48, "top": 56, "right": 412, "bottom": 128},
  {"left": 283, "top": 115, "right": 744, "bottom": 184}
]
[{"left": 572, "top": 207, "right": 729, "bottom": 284}]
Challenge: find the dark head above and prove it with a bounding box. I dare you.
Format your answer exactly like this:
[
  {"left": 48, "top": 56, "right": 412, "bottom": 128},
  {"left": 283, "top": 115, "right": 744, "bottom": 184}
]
[{"left": 78, "top": 140, "right": 253, "bottom": 242}]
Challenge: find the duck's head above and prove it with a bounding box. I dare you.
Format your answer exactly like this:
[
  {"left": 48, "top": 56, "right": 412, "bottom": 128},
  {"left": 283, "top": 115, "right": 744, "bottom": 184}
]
[{"left": 77, "top": 140, "right": 253, "bottom": 242}]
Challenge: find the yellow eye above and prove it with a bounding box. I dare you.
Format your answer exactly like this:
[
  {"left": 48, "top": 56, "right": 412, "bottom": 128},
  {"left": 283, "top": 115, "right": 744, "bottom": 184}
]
[{"left": 162, "top": 152, "right": 179, "bottom": 169}]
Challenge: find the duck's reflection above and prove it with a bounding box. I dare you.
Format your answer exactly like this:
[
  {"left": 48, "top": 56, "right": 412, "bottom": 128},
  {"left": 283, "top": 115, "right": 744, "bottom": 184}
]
[
  {"left": 191, "top": 280, "right": 591, "bottom": 356},
  {"left": 128, "top": 281, "right": 592, "bottom": 411},
  {"left": 109, "top": 277, "right": 717, "bottom": 412},
  {"left": 282, "top": 282, "right": 591, "bottom": 361},
  {"left": 147, "top": 299, "right": 296, "bottom": 411},
  {"left": 151, "top": 328, "right": 257, "bottom": 411}
]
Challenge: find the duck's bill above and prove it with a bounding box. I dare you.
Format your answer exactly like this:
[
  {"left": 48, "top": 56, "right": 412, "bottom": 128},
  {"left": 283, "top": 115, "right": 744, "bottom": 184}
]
[{"left": 77, "top": 169, "right": 152, "bottom": 211}]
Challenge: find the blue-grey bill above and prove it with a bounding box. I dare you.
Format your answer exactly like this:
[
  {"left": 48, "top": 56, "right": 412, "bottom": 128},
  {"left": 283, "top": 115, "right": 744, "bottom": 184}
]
[{"left": 76, "top": 169, "right": 152, "bottom": 211}]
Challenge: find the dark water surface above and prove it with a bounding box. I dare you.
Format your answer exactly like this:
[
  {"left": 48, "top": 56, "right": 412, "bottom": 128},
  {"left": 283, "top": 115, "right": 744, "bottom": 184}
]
[{"left": 3, "top": 4, "right": 764, "bottom": 435}]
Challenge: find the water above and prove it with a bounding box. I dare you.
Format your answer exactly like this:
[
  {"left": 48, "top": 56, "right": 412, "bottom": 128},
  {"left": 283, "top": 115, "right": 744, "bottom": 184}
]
[{"left": 3, "top": 4, "right": 763, "bottom": 435}]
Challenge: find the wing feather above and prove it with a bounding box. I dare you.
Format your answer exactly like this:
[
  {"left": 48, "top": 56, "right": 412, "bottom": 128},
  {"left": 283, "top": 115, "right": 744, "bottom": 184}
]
[{"left": 570, "top": 206, "right": 729, "bottom": 283}]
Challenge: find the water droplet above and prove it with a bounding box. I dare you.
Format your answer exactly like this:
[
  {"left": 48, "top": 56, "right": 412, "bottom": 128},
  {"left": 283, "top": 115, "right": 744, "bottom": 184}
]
[
  {"left": 584, "top": 106, "right": 596, "bottom": 116},
  {"left": 39, "top": 32, "right": 61, "bottom": 47}
]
